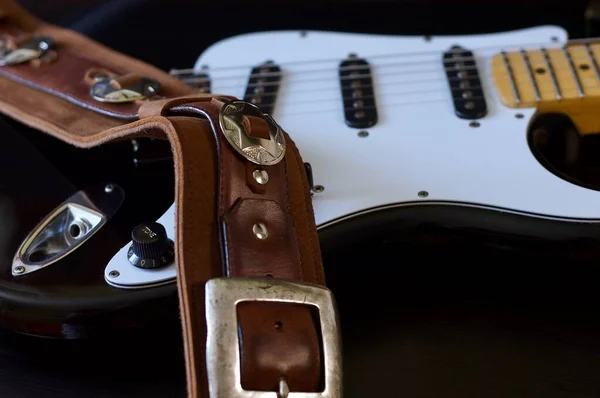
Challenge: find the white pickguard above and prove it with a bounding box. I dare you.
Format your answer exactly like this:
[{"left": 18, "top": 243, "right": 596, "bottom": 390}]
[{"left": 106, "top": 25, "right": 598, "bottom": 288}]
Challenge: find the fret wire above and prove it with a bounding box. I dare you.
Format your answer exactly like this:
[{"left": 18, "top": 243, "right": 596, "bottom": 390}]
[
  {"left": 563, "top": 47, "right": 584, "bottom": 97},
  {"left": 584, "top": 43, "right": 600, "bottom": 84},
  {"left": 500, "top": 50, "right": 520, "bottom": 104},
  {"left": 541, "top": 47, "right": 562, "bottom": 100},
  {"left": 520, "top": 49, "right": 541, "bottom": 102}
]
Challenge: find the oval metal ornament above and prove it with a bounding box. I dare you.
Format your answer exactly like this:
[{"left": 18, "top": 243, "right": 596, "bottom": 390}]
[
  {"left": 90, "top": 77, "right": 160, "bottom": 103},
  {"left": 219, "top": 100, "right": 286, "bottom": 166}
]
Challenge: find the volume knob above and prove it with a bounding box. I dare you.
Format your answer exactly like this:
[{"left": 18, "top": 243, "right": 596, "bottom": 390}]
[{"left": 127, "top": 221, "right": 174, "bottom": 269}]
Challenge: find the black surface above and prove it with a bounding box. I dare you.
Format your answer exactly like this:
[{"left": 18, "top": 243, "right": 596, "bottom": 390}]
[{"left": 1, "top": 1, "right": 600, "bottom": 397}]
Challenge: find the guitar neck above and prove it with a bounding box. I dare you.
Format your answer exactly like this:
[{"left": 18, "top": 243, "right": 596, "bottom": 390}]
[{"left": 491, "top": 39, "right": 600, "bottom": 108}]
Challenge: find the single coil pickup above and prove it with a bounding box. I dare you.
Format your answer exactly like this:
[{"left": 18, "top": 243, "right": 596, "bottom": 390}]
[
  {"left": 243, "top": 60, "right": 281, "bottom": 115},
  {"left": 339, "top": 57, "right": 378, "bottom": 128},
  {"left": 443, "top": 45, "right": 487, "bottom": 120},
  {"left": 171, "top": 68, "right": 211, "bottom": 93}
]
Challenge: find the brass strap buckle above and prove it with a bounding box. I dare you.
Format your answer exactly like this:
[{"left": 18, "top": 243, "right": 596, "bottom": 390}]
[{"left": 205, "top": 277, "right": 343, "bottom": 397}]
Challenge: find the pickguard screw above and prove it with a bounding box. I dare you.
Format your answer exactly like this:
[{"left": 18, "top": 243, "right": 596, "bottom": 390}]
[
  {"left": 358, "top": 130, "right": 369, "bottom": 138},
  {"left": 551, "top": 36, "right": 558, "bottom": 42},
  {"left": 424, "top": 35, "right": 432, "bottom": 42},
  {"left": 14, "top": 266, "right": 25, "bottom": 274},
  {"left": 469, "top": 121, "right": 480, "bottom": 128},
  {"left": 109, "top": 270, "right": 120, "bottom": 278},
  {"left": 300, "top": 31, "right": 308, "bottom": 38},
  {"left": 418, "top": 190, "right": 429, "bottom": 198},
  {"left": 515, "top": 113, "right": 524, "bottom": 119},
  {"left": 313, "top": 185, "right": 325, "bottom": 193},
  {"left": 104, "top": 184, "right": 114, "bottom": 193}
]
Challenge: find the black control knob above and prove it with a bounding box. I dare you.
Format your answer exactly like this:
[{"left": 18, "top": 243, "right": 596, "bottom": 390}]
[{"left": 127, "top": 221, "right": 174, "bottom": 269}]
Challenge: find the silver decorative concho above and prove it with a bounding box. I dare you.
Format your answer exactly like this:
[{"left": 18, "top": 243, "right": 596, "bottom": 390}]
[{"left": 218, "top": 100, "right": 285, "bottom": 166}]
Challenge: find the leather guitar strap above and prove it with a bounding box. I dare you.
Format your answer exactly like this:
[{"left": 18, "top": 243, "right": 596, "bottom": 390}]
[{"left": 0, "top": 1, "right": 342, "bottom": 397}]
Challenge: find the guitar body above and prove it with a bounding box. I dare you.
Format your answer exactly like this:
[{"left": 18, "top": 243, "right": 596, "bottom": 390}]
[
  {"left": 193, "top": 25, "right": 599, "bottom": 225},
  {"left": 0, "top": 116, "right": 177, "bottom": 338},
  {"left": 106, "top": 25, "right": 600, "bottom": 290}
]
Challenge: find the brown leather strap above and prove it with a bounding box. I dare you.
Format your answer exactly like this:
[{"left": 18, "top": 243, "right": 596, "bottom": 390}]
[
  {"left": 136, "top": 96, "right": 327, "bottom": 396},
  {"left": 167, "top": 99, "right": 324, "bottom": 393},
  {"left": 0, "top": 0, "right": 193, "bottom": 139}
]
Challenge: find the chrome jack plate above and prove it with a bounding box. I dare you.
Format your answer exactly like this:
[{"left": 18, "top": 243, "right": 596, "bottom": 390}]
[{"left": 12, "top": 183, "right": 124, "bottom": 276}]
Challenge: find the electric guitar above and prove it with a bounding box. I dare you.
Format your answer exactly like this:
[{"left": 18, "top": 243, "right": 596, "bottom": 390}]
[
  {"left": 6, "top": 25, "right": 600, "bottom": 339},
  {"left": 104, "top": 25, "right": 600, "bottom": 289}
]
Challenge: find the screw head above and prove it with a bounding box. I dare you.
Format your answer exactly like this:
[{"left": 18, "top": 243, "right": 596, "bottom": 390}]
[
  {"left": 253, "top": 169, "right": 269, "bottom": 185},
  {"left": 469, "top": 121, "right": 480, "bottom": 128},
  {"left": 104, "top": 184, "right": 114, "bottom": 193},
  {"left": 515, "top": 113, "right": 524, "bottom": 119},
  {"left": 253, "top": 223, "right": 269, "bottom": 240},
  {"left": 358, "top": 131, "right": 369, "bottom": 138},
  {"left": 108, "top": 270, "right": 120, "bottom": 278},
  {"left": 418, "top": 190, "right": 429, "bottom": 198},
  {"left": 313, "top": 185, "right": 325, "bottom": 193},
  {"left": 13, "top": 266, "right": 25, "bottom": 275}
]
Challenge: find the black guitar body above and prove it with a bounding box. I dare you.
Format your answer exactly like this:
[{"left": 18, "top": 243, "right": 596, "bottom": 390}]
[{"left": 0, "top": 115, "right": 178, "bottom": 338}]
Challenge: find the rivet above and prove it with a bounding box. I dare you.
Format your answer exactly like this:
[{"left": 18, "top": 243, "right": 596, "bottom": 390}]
[
  {"left": 278, "top": 377, "right": 290, "bottom": 398},
  {"left": 313, "top": 185, "right": 325, "bottom": 193},
  {"left": 253, "top": 169, "right": 269, "bottom": 185},
  {"left": 104, "top": 184, "right": 114, "bottom": 193},
  {"left": 109, "top": 270, "right": 120, "bottom": 278},
  {"left": 418, "top": 190, "right": 429, "bottom": 198},
  {"left": 253, "top": 223, "right": 268, "bottom": 240},
  {"left": 13, "top": 266, "right": 25, "bottom": 275},
  {"left": 358, "top": 130, "right": 369, "bottom": 138}
]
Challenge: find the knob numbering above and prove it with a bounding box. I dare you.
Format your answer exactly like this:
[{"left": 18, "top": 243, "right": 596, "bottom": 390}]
[{"left": 127, "top": 221, "right": 174, "bottom": 269}]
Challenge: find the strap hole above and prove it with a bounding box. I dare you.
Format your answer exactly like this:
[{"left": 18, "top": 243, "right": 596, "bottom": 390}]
[{"left": 274, "top": 321, "right": 283, "bottom": 331}]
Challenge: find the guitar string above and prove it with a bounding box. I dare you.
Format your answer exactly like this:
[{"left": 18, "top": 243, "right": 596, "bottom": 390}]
[
  {"left": 176, "top": 57, "right": 600, "bottom": 105},
  {"left": 275, "top": 95, "right": 490, "bottom": 118},
  {"left": 169, "top": 39, "right": 575, "bottom": 73},
  {"left": 203, "top": 64, "right": 600, "bottom": 94},
  {"left": 171, "top": 46, "right": 600, "bottom": 85},
  {"left": 175, "top": 51, "right": 600, "bottom": 86}
]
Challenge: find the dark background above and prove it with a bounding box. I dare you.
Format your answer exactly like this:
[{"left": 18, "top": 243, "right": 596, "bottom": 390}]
[{"left": 2, "top": 1, "right": 600, "bottom": 397}]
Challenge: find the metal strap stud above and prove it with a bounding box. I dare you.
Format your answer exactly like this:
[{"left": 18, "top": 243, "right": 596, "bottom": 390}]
[
  {"left": 91, "top": 76, "right": 160, "bottom": 103},
  {"left": 219, "top": 100, "right": 286, "bottom": 166},
  {"left": 278, "top": 377, "right": 290, "bottom": 398},
  {"left": 253, "top": 169, "right": 269, "bottom": 184},
  {"left": 252, "top": 223, "right": 268, "bottom": 240}
]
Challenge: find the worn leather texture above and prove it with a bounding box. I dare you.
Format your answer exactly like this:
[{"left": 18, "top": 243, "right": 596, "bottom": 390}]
[
  {"left": 0, "top": 1, "right": 329, "bottom": 397},
  {"left": 0, "top": 0, "right": 193, "bottom": 140}
]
